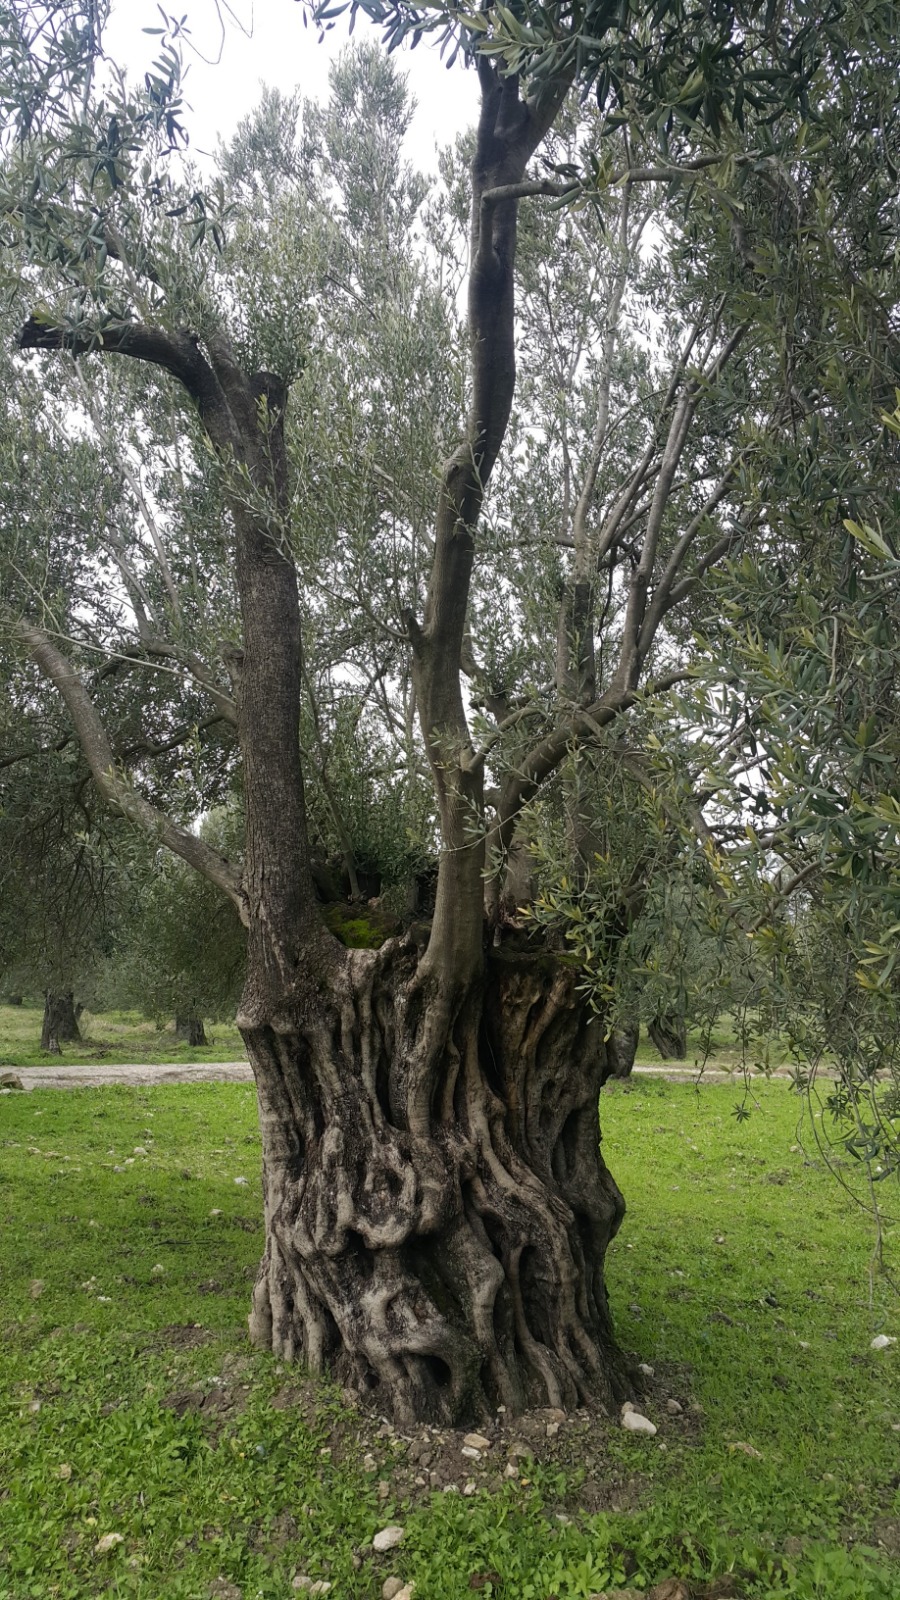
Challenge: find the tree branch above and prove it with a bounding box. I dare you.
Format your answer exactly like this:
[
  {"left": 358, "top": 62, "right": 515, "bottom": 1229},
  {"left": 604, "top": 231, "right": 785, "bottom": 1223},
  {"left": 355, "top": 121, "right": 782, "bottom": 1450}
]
[{"left": 13, "top": 616, "right": 245, "bottom": 917}]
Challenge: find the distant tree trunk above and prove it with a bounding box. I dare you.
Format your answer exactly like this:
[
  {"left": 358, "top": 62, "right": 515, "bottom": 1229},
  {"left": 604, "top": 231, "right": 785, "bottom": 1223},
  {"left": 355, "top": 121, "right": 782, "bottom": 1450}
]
[
  {"left": 606, "top": 1021, "right": 640, "bottom": 1079},
  {"left": 41, "top": 990, "right": 81, "bottom": 1053},
  {"left": 175, "top": 1014, "right": 207, "bottom": 1046},
  {"left": 648, "top": 1010, "right": 687, "bottom": 1060}
]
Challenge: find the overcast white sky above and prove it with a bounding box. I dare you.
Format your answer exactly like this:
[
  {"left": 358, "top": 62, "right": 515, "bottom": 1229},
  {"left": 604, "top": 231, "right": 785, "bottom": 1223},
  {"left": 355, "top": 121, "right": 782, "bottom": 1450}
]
[{"left": 104, "top": 0, "right": 479, "bottom": 167}]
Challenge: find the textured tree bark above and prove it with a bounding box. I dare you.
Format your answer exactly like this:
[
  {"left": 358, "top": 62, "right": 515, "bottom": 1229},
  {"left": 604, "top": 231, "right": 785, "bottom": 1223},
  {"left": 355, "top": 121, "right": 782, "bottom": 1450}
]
[
  {"left": 41, "top": 990, "right": 81, "bottom": 1053},
  {"left": 245, "top": 938, "right": 628, "bottom": 1426},
  {"left": 175, "top": 1014, "right": 207, "bottom": 1046}
]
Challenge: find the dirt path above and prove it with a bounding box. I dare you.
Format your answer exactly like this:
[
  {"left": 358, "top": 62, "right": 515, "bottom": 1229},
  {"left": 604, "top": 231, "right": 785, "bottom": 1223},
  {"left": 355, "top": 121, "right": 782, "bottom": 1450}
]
[
  {"left": 1, "top": 1060, "right": 801, "bottom": 1091},
  {"left": 4, "top": 1061, "right": 253, "bottom": 1090}
]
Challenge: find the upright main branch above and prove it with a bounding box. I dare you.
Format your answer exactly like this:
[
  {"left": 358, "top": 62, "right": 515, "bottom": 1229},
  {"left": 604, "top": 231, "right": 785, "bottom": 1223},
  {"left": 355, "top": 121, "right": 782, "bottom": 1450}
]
[{"left": 415, "top": 60, "right": 574, "bottom": 982}]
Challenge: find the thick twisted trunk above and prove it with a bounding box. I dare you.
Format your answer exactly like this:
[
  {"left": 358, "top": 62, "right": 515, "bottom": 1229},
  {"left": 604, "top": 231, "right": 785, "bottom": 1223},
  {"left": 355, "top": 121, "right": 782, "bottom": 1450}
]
[{"left": 245, "top": 938, "right": 628, "bottom": 1425}]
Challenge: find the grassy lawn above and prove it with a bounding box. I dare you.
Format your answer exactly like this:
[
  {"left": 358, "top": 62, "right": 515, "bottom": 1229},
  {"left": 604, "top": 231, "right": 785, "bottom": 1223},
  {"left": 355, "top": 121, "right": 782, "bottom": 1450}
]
[
  {"left": 0, "top": 1005, "right": 247, "bottom": 1068},
  {"left": 1, "top": 1078, "right": 898, "bottom": 1599}
]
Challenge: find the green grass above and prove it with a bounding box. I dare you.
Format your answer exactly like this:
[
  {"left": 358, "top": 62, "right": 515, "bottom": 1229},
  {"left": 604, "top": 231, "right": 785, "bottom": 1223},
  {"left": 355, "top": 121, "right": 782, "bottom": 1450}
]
[
  {"left": 0, "top": 1004, "right": 247, "bottom": 1067},
  {"left": 1, "top": 1079, "right": 898, "bottom": 1599}
]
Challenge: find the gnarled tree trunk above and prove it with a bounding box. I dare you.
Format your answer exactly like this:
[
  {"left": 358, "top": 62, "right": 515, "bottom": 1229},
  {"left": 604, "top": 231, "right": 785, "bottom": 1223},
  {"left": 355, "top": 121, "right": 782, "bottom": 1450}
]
[
  {"left": 41, "top": 990, "right": 81, "bottom": 1053},
  {"left": 246, "top": 937, "right": 627, "bottom": 1425}
]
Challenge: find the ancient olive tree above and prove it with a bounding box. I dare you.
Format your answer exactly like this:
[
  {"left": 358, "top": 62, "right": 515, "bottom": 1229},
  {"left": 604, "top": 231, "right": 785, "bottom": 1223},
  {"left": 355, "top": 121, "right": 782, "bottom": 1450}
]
[{"left": 3, "top": 0, "right": 896, "bottom": 1422}]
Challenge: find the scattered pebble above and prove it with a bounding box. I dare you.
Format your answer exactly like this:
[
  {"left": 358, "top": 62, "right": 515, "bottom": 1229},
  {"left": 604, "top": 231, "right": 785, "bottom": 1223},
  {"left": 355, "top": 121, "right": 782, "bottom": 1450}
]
[
  {"left": 871, "top": 1335, "right": 896, "bottom": 1351},
  {"left": 57, "top": 1463, "right": 72, "bottom": 1480},
  {"left": 151, "top": 1264, "right": 165, "bottom": 1276},
  {"left": 621, "top": 1409, "right": 657, "bottom": 1436},
  {"left": 29, "top": 1279, "right": 45, "bottom": 1299},
  {"left": 462, "top": 1432, "right": 491, "bottom": 1450},
  {"left": 462, "top": 1480, "right": 477, "bottom": 1496},
  {"left": 133, "top": 1146, "right": 148, "bottom": 1156},
  {"left": 233, "top": 1176, "right": 249, "bottom": 1186},
  {"left": 210, "top": 1209, "right": 223, "bottom": 1217},
  {"left": 382, "top": 1581, "right": 405, "bottom": 1600},
  {"left": 638, "top": 1362, "right": 654, "bottom": 1376},
  {"left": 372, "top": 1526, "right": 405, "bottom": 1553},
  {"left": 94, "top": 1532, "right": 125, "bottom": 1555},
  {"left": 460, "top": 1445, "right": 481, "bottom": 1460},
  {"left": 665, "top": 1398, "right": 683, "bottom": 1414}
]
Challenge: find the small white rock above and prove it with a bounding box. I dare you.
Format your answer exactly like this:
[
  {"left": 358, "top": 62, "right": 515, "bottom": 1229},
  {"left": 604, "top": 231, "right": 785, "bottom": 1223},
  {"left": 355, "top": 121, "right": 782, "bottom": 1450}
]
[
  {"left": 638, "top": 1362, "right": 655, "bottom": 1376},
  {"left": 665, "top": 1398, "right": 683, "bottom": 1415},
  {"left": 291, "top": 1579, "right": 313, "bottom": 1593},
  {"left": 233, "top": 1176, "right": 249, "bottom": 1186},
  {"left": 797, "top": 1340, "right": 810, "bottom": 1350},
  {"left": 382, "top": 1581, "right": 404, "bottom": 1600},
  {"left": 362, "top": 1453, "right": 378, "bottom": 1472},
  {"left": 94, "top": 1532, "right": 125, "bottom": 1555},
  {"left": 210, "top": 1208, "right": 223, "bottom": 1217},
  {"left": 463, "top": 1432, "right": 491, "bottom": 1450},
  {"left": 546, "top": 1421, "right": 560, "bottom": 1438},
  {"left": 871, "top": 1335, "right": 896, "bottom": 1351},
  {"left": 151, "top": 1264, "right": 165, "bottom": 1276},
  {"left": 504, "top": 1462, "right": 517, "bottom": 1478},
  {"left": 133, "top": 1147, "right": 148, "bottom": 1156},
  {"left": 394, "top": 1588, "right": 415, "bottom": 1600},
  {"left": 620, "top": 1401, "right": 635, "bottom": 1415},
  {"left": 462, "top": 1481, "right": 476, "bottom": 1496},
  {"left": 309, "top": 1584, "right": 332, "bottom": 1597},
  {"left": 372, "top": 1525, "right": 405, "bottom": 1553},
  {"left": 460, "top": 1445, "right": 481, "bottom": 1460},
  {"left": 621, "top": 1410, "right": 657, "bottom": 1436}
]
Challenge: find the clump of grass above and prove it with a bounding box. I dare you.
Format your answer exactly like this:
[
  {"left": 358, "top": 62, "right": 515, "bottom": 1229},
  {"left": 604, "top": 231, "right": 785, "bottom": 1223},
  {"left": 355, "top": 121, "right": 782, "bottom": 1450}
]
[{"left": 0, "top": 1080, "right": 897, "bottom": 1598}]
